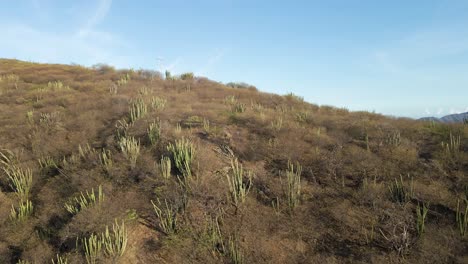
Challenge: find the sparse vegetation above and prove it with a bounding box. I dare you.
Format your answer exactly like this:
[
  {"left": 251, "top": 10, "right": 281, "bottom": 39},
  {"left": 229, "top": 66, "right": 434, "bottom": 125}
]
[
  {"left": 388, "top": 174, "right": 414, "bottom": 204},
  {"left": 10, "top": 199, "right": 33, "bottom": 222},
  {"left": 47, "top": 80, "right": 69, "bottom": 90},
  {"left": 82, "top": 233, "right": 102, "bottom": 264},
  {"left": 38, "top": 155, "right": 58, "bottom": 172},
  {"left": 271, "top": 116, "right": 283, "bottom": 131},
  {"left": 284, "top": 161, "right": 302, "bottom": 211},
  {"left": 129, "top": 97, "right": 148, "bottom": 123},
  {"left": 227, "top": 235, "right": 244, "bottom": 264},
  {"left": 159, "top": 156, "right": 172, "bottom": 180},
  {"left": 147, "top": 119, "right": 161, "bottom": 146},
  {"left": 204, "top": 216, "right": 224, "bottom": 253},
  {"left": 167, "top": 137, "right": 195, "bottom": 178},
  {"left": 226, "top": 159, "right": 252, "bottom": 206},
  {"left": 456, "top": 199, "right": 468, "bottom": 237},
  {"left": 118, "top": 136, "right": 141, "bottom": 168},
  {"left": 232, "top": 102, "right": 247, "bottom": 113},
  {"left": 0, "top": 73, "right": 20, "bottom": 82},
  {"left": 51, "top": 255, "right": 68, "bottom": 264},
  {"left": 117, "top": 73, "right": 131, "bottom": 86},
  {"left": 81, "top": 220, "right": 128, "bottom": 263},
  {"left": 99, "top": 149, "right": 113, "bottom": 172},
  {"left": 416, "top": 202, "right": 429, "bottom": 236},
  {"left": 151, "top": 198, "right": 178, "bottom": 235},
  {"left": 150, "top": 96, "right": 167, "bottom": 110},
  {"left": 180, "top": 72, "right": 194, "bottom": 80},
  {"left": 1, "top": 59, "right": 467, "bottom": 263},
  {"left": 441, "top": 131, "right": 461, "bottom": 156},
  {"left": 1, "top": 151, "right": 33, "bottom": 201},
  {"left": 64, "top": 185, "right": 104, "bottom": 215},
  {"left": 102, "top": 220, "right": 128, "bottom": 258}
]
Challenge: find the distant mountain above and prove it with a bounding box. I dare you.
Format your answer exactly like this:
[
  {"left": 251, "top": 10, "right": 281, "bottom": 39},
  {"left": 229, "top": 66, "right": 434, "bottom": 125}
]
[{"left": 419, "top": 112, "right": 468, "bottom": 123}]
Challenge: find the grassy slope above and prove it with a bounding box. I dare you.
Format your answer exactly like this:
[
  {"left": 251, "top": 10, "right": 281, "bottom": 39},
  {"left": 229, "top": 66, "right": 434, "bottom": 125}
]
[{"left": 0, "top": 59, "right": 467, "bottom": 263}]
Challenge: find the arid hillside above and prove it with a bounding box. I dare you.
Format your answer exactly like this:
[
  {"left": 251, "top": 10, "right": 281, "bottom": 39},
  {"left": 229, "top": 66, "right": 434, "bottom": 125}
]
[{"left": 0, "top": 59, "right": 467, "bottom": 263}]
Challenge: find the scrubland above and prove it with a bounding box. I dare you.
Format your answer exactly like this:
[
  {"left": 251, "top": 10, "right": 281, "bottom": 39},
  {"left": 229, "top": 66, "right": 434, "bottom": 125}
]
[{"left": 0, "top": 59, "right": 467, "bottom": 263}]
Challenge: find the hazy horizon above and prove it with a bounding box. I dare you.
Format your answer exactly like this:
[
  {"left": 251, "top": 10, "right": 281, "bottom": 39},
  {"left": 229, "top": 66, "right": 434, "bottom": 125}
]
[{"left": 1, "top": 0, "right": 467, "bottom": 118}]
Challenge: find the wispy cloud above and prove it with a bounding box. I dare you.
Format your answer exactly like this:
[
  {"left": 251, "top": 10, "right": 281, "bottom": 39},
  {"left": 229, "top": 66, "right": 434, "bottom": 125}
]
[
  {"left": 165, "top": 57, "right": 183, "bottom": 72},
  {"left": 78, "top": 0, "right": 112, "bottom": 37},
  {"left": 195, "top": 49, "right": 227, "bottom": 76},
  {"left": 0, "top": 0, "right": 133, "bottom": 67}
]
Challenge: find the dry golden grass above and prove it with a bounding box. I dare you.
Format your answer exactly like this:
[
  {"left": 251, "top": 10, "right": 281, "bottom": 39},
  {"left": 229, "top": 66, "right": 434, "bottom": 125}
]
[{"left": 0, "top": 58, "right": 467, "bottom": 263}]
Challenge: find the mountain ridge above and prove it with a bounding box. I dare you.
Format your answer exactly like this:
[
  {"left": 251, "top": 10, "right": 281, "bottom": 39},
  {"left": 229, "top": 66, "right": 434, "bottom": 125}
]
[{"left": 419, "top": 112, "right": 468, "bottom": 123}]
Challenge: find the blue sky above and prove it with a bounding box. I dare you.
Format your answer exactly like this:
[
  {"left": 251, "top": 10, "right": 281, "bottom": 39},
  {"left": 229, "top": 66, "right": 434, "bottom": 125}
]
[{"left": 1, "top": 0, "right": 468, "bottom": 118}]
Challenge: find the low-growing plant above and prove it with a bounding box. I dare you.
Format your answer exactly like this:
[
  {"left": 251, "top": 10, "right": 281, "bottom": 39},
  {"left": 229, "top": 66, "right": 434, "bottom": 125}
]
[
  {"left": 151, "top": 198, "right": 178, "bottom": 235},
  {"left": 0, "top": 73, "right": 20, "bottom": 82},
  {"left": 271, "top": 116, "right": 283, "bottom": 132},
  {"left": 182, "top": 115, "right": 203, "bottom": 128},
  {"left": 126, "top": 209, "right": 139, "bottom": 220},
  {"left": 51, "top": 254, "right": 68, "bottom": 264},
  {"left": 380, "top": 224, "right": 411, "bottom": 256},
  {"left": 232, "top": 102, "right": 247, "bottom": 113},
  {"left": 102, "top": 220, "right": 128, "bottom": 258},
  {"left": 203, "top": 118, "right": 210, "bottom": 132},
  {"left": 174, "top": 123, "right": 182, "bottom": 134},
  {"left": 82, "top": 233, "right": 103, "bottom": 264},
  {"left": 386, "top": 130, "right": 401, "bottom": 146},
  {"left": 0, "top": 155, "right": 33, "bottom": 201},
  {"left": 26, "top": 110, "right": 34, "bottom": 125},
  {"left": 78, "top": 144, "right": 96, "bottom": 159},
  {"left": 81, "top": 220, "right": 128, "bottom": 264},
  {"left": 165, "top": 70, "right": 172, "bottom": 80},
  {"left": 160, "top": 156, "right": 171, "bottom": 180},
  {"left": 365, "top": 133, "right": 370, "bottom": 152},
  {"left": 295, "top": 111, "right": 309, "bottom": 124},
  {"left": 129, "top": 98, "right": 148, "bottom": 123},
  {"left": 180, "top": 72, "right": 194, "bottom": 80},
  {"left": 227, "top": 235, "right": 244, "bottom": 264},
  {"left": 99, "top": 149, "right": 113, "bottom": 172},
  {"left": 416, "top": 202, "right": 429, "bottom": 236},
  {"left": 48, "top": 80, "right": 69, "bottom": 90},
  {"left": 118, "top": 136, "right": 141, "bottom": 168},
  {"left": 388, "top": 174, "right": 414, "bottom": 204},
  {"left": 251, "top": 102, "right": 264, "bottom": 113},
  {"left": 39, "top": 112, "right": 62, "bottom": 128},
  {"left": 10, "top": 199, "right": 33, "bottom": 222},
  {"left": 284, "top": 160, "right": 302, "bottom": 211},
  {"left": 364, "top": 220, "right": 376, "bottom": 244},
  {"left": 64, "top": 185, "right": 104, "bottom": 215},
  {"left": 115, "top": 119, "right": 130, "bottom": 140},
  {"left": 224, "top": 95, "right": 237, "bottom": 105},
  {"left": 441, "top": 132, "right": 461, "bottom": 156},
  {"left": 117, "top": 73, "right": 131, "bottom": 86},
  {"left": 150, "top": 96, "right": 167, "bottom": 110},
  {"left": 456, "top": 199, "right": 468, "bottom": 237},
  {"left": 52, "top": 254, "right": 68, "bottom": 264},
  {"left": 226, "top": 159, "right": 252, "bottom": 206},
  {"left": 109, "top": 84, "right": 118, "bottom": 95},
  {"left": 204, "top": 216, "right": 224, "bottom": 253},
  {"left": 275, "top": 104, "right": 289, "bottom": 114},
  {"left": 272, "top": 196, "right": 281, "bottom": 215},
  {"left": 167, "top": 138, "right": 195, "bottom": 178},
  {"left": 38, "top": 156, "right": 58, "bottom": 173},
  {"left": 138, "top": 86, "right": 150, "bottom": 96},
  {"left": 147, "top": 119, "right": 161, "bottom": 146},
  {"left": 284, "top": 92, "right": 304, "bottom": 102}
]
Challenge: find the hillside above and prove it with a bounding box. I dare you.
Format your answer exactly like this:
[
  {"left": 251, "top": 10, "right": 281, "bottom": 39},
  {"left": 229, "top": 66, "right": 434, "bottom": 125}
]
[{"left": 0, "top": 59, "right": 467, "bottom": 263}]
